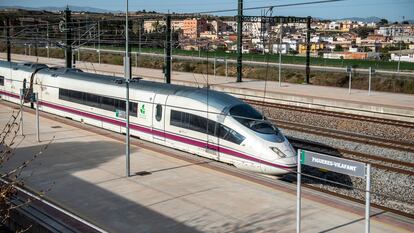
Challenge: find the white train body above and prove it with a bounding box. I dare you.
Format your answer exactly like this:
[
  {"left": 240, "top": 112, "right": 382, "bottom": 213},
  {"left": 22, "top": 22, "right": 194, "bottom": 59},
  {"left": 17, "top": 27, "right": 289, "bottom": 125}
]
[{"left": 0, "top": 61, "right": 297, "bottom": 175}]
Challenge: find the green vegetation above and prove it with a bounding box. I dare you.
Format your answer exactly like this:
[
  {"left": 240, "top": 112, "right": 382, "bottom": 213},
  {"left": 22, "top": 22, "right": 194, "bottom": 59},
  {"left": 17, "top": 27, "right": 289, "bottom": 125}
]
[
  {"left": 90, "top": 44, "right": 414, "bottom": 71},
  {"left": 351, "top": 27, "right": 375, "bottom": 39},
  {"left": 2, "top": 44, "right": 414, "bottom": 94}
]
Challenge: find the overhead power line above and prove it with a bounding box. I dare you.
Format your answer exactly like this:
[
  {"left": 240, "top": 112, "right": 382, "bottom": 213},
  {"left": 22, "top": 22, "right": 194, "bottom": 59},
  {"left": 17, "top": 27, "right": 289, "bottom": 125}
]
[{"left": 190, "top": 0, "right": 345, "bottom": 14}]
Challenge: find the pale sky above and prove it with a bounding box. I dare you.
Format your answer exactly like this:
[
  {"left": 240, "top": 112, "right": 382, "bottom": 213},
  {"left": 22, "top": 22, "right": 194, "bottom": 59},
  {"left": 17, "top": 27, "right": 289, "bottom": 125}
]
[{"left": 1, "top": 0, "right": 413, "bottom": 21}]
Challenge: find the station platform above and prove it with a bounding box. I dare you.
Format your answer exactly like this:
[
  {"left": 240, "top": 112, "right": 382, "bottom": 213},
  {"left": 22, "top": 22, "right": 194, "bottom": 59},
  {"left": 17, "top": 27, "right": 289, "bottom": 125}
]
[
  {"left": 1, "top": 53, "right": 414, "bottom": 123},
  {"left": 1, "top": 101, "right": 412, "bottom": 232}
]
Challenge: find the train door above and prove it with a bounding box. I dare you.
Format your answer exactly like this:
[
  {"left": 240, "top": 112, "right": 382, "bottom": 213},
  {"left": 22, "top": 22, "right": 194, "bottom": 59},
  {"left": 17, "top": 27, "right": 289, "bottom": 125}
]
[{"left": 152, "top": 94, "right": 167, "bottom": 143}]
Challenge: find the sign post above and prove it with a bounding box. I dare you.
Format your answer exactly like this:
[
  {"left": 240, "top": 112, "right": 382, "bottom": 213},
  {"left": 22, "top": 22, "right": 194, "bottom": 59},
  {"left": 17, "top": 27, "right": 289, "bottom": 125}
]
[
  {"left": 19, "top": 89, "right": 24, "bottom": 136},
  {"left": 296, "top": 149, "right": 302, "bottom": 233},
  {"left": 226, "top": 58, "right": 228, "bottom": 78},
  {"left": 368, "top": 67, "right": 375, "bottom": 96},
  {"left": 33, "top": 93, "right": 40, "bottom": 142},
  {"left": 365, "top": 163, "right": 371, "bottom": 233},
  {"left": 214, "top": 56, "right": 217, "bottom": 79},
  {"left": 297, "top": 150, "right": 370, "bottom": 233},
  {"left": 347, "top": 66, "right": 352, "bottom": 94}
]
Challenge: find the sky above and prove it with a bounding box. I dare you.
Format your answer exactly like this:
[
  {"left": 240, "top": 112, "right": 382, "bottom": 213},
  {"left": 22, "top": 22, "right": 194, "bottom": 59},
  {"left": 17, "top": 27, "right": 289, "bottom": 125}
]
[{"left": 1, "top": 0, "right": 413, "bottom": 21}]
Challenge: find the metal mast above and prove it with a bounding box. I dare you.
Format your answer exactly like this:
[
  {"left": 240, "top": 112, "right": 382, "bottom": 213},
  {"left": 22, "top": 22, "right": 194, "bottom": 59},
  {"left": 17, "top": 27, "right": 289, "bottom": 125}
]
[
  {"left": 124, "top": 0, "right": 131, "bottom": 177},
  {"left": 305, "top": 16, "right": 311, "bottom": 84},
  {"left": 165, "top": 14, "right": 172, "bottom": 84},
  {"left": 6, "top": 18, "right": 11, "bottom": 62},
  {"left": 236, "top": 0, "right": 243, "bottom": 82},
  {"left": 64, "top": 6, "right": 72, "bottom": 68}
]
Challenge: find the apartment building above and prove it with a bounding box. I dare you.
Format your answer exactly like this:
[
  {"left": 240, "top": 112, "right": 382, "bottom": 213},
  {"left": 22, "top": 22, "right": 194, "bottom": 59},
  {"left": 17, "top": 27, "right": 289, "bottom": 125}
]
[{"left": 183, "top": 18, "right": 207, "bottom": 39}]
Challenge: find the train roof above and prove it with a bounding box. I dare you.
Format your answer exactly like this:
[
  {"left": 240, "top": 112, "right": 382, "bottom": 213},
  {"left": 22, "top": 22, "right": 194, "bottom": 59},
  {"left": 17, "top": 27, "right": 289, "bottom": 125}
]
[
  {"left": 0, "top": 60, "right": 48, "bottom": 71},
  {"left": 37, "top": 66, "right": 245, "bottom": 113}
]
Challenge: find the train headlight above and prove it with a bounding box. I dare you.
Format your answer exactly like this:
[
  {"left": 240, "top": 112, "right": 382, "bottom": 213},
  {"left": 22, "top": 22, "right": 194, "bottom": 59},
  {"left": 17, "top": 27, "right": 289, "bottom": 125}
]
[{"left": 271, "top": 147, "right": 287, "bottom": 158}]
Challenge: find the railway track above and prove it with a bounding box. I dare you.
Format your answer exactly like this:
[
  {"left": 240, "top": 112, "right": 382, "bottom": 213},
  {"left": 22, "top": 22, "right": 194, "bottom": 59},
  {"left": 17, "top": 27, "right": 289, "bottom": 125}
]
[
  {"left": 288, "top": 137, "right": 414, "bottom": 176},
  {"left": 273, "top": 118, "right": 414, "bottom": 153},
  {"left": 245, "top": 98, "right": 414, "bottom": 173},
  {"left": 1, "top": 178, "right": 108, "bottom": 233},
  {"left": 244, "top": 99, "right": 414, "bottom": 129},
  {"left": 1, "top": 101, "right": 413, "bottom": 223}
]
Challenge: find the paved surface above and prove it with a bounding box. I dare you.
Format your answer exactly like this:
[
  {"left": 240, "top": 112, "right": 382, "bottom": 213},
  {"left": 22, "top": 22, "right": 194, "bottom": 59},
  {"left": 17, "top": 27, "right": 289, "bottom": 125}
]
[
  {"left": 1, "top": 102, "right": 412, "bottom": 233},
  {"left": 2, "top": 53, "right": 414, "bottom": 122},
  {"left": 2, "top": 53, "right": 414, "bottom": 108}
]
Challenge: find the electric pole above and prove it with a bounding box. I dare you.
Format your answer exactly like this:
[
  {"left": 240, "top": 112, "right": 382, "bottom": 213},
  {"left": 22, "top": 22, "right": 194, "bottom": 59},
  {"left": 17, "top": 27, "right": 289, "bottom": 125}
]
[
  {"left": 64, "top": 6, "right": 73, "bottom": 68},
  {"left": 165, "top": 14, "right": 172, "bottom": 84},
  {"left": 124, "top": 0, "right": 131, "bottom": 177},
  {"left": 305, "top": 16, "right": 311, "bottom": 84},
  {"left": 35, "top": 23, "right": 38, "bottom": 57},
  {"left": 237, "top": 0, "right": 243, "bottom": 82},
  {"left": 6, "top": 18, "right": 11, "bottom": 62}
]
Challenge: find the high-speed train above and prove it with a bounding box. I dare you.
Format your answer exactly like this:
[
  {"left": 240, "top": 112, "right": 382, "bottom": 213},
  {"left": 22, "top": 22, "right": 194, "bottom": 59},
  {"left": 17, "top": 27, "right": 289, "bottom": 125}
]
[{"left": 0, "top": 60, "right": 297, "bottom": 175}]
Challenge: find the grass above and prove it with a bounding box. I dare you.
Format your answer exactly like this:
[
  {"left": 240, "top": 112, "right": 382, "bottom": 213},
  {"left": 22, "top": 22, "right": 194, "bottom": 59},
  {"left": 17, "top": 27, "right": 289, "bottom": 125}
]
[
  {"left": 89, "top": 45, "right": 414, "bottom": 71},
  {"left": 2, "top": 44, "right": 414, "bottom": 94}
]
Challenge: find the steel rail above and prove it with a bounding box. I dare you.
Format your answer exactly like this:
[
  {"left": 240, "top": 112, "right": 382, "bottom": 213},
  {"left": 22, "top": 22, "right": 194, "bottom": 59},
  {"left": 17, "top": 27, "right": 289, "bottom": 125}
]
[{"left": 1, "top": 100, "right": 413, "bottom": 224}]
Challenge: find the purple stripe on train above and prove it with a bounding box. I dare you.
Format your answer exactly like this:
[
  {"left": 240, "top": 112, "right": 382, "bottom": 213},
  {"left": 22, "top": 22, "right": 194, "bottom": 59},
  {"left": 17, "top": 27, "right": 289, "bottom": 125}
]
[{"left": 1, "top": 90, "right": 292, "bottom": 170}]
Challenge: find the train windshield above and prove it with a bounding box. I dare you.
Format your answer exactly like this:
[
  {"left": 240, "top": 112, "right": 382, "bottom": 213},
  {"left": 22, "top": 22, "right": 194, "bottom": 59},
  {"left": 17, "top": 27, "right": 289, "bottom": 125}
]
[{"left": 230, "top": 104, "right": 285, "bottom": 142}]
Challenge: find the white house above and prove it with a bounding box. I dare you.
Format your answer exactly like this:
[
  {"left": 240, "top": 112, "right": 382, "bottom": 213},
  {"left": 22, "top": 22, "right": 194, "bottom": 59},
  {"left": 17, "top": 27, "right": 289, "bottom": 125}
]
[
  {"left": 329, "top": 21, "right": 341, "bottom": 30},
  {"left": 390, "top": 49, "right": 414, "bottom": 62}
]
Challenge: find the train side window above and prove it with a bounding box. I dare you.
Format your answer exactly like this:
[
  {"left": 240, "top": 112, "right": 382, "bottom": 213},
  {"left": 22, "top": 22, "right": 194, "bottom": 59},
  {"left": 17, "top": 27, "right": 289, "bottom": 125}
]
[
  {"left": 69, "top": 89, "right": 83, "bottom": 104},
  {"left": 156, "top": 104, "right": 162, "bottom": 121},
  {"left": 216, "top": 124, "right": 229, "bottom": 139},
  {"left": 171, "top": 110, "right": 219, "bottom": 136},
  {"left": 183, "top": 112, "right": 191, "bottom": 129},
  {"left": 217, "top": 124, "right": 245, "bottom": 145},
  {"left": 170, "top": 110, "right": 183, "bottom": 127},
  {"left": 84, "top": 93, "right": 101, "bottom": 108},
  {"left": 189, "top": 114, "right": 207, "bottom": 133},
  {"left": 101, "top": 96, "right": 115, "bottom": 111},
  {"left": 207, "top": 120, "right": 216, "bottom": 136},
  {"left": 130, "top": 102, "right": 138, "bottom": 117},
  {"left": 58, "top": 88, "right": 137, "bottom": 116},
  {"left": 0, "top": 76, "right": 4, "bottom": 86},
  {"left": 225, "top": 129, "right": 245, "bottom": 145}
]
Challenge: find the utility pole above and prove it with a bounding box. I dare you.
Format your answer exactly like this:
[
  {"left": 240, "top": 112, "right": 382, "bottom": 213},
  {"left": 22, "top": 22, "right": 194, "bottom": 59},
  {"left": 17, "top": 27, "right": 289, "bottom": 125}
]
[
  {"left": 305, "top": 16, "right": 311, "bottom": 84},
  {"left": 139, "top": 21, "right": 142, "bottom": 54},
  {"left": 347, "top": 66, "right": 352, "bottom": 94},
  {"left": 35, "top": 24, "right": 38, "bottom": 57},
  {"left": 47, "top": 22, "right": 50, "bottom": 58},
  {"left": 64, "top": 6, "right": 73, "bottom": 68},
  {"left": 78, "top": 20, "right": 81, "bottom": 61},
  {"left": 124, "top": 0, "right": 131, "bottom": 177},
  {"left": 164, "top": 14, "right": 172, "bottom": 84},
  {"left": 368, "top": 67, "right": 375, "bottom": 96},
  {"left": 261, "top": 10, "right": 265, "bottom": 55},
  {"left": 236, "top": 0, "right": 243, "bottom": 82},
  {"left": 6, "top": 18, "right": 11, "bottom": 62},
  {"left": 397, "top": 16, "right": 404, "bottom": 77},
  {"left": 213, "top": 55, "right": 216, "bottom": 79},
  {"left": 278, "top": 18, "right": 282, "bottom": 87},
  {"left": 98, "top": 21, "right": 101, "bottom": 64},
  {"left": 397, "top": 41, "right": 401, "bottom": 77}
]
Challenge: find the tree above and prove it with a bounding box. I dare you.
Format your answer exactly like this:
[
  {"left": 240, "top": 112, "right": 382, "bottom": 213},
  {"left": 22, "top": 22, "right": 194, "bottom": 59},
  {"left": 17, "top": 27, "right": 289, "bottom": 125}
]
[
  {"left": 362, "top": 47, "right": 372, "bottom": 52},
  {"left": 333, "top": 44, "right": 343, "bottom": 52},
  {"left": 402, "top": 21, "right": 409, "bottom": 25},
  {"left": 288, "top": 48, "right": 298, "bottom": 55},
  {"left": 132, "top": 21, "right": 141, "bottom": 35},
  {"left": 317, "top": 51, "right": 324, "bottom": 57},
  {"left": 1, "top": 102, "right": 53, "bottom": 231},
  {"left": 378, "top": 18, "right": 388, "bottom": 26},
  {"left": 351, "top": 27, "right": 375, "bottom": 39}
]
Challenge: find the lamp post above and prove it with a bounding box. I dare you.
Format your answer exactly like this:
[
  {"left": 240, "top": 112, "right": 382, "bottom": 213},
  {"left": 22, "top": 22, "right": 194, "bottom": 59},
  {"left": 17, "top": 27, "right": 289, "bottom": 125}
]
[
  {"left": 397, "top": 16, "right": 404, "bottom": 77},
  {"left": 124, "top": 0, "right": 131, "bottom": 177}
]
